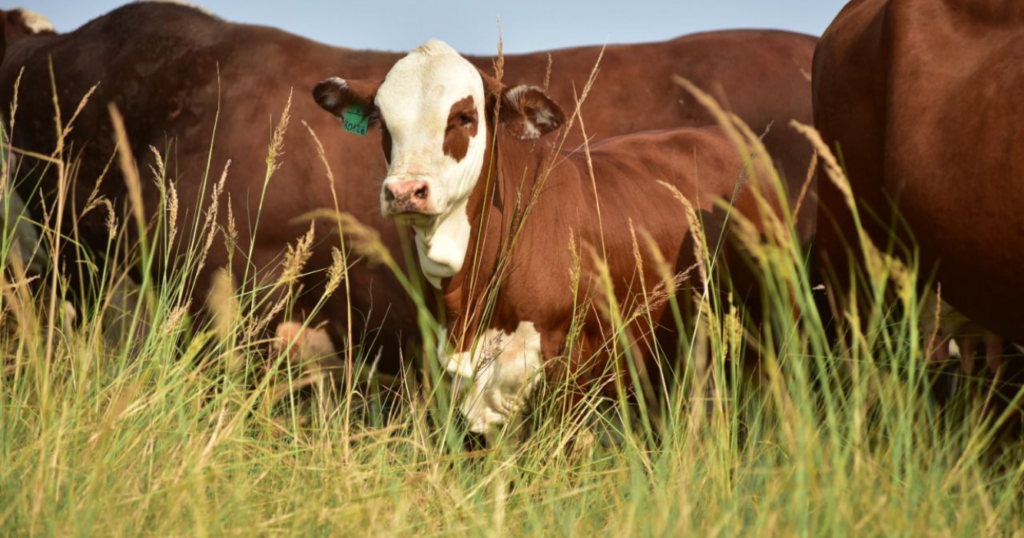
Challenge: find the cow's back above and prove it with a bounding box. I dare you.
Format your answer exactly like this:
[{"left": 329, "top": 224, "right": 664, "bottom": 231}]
[{"left": 492, "top": 30, "right": 818, "bottom": 240}]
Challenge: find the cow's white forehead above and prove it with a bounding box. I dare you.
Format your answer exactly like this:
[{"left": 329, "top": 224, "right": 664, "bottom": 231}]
[{"left": 375, "top": 39, "right": 484, "bottom": 128}]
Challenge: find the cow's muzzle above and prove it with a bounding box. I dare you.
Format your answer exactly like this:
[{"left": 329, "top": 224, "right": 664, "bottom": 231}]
[{"left": 381, "top": 179, "right": 436, "bottom": 217}]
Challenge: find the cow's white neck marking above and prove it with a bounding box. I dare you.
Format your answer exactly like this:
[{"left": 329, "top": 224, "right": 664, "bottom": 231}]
[
  {"left": 413, "top": 198, "right": 472, "bottom": 288},
  {"left": 440, "top": 322, "right": 544, "bottom": 433},
  {"left": 375, "top": 39, "right": 488, "bottom": 288},
  {"left": 13, "top": 9, "right": 54, "bottom": 34}
]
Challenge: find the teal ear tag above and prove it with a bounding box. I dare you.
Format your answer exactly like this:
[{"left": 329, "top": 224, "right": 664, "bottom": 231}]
[{"left": 342, "top": 106, "right": 369, "bottom": 136}]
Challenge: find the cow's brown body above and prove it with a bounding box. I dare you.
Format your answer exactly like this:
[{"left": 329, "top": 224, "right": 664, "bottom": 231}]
[
  {"left": 444, "top": 124, "right": 777, "bottom": 407},
  {"left": 1, "top": 2, "right": 816, "bottom": 372},
  {"left": 813, "top": 0, "right": 1024, "bottom": 343}
]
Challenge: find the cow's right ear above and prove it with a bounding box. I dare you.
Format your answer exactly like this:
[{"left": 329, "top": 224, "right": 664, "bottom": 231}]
[{"left": 312, "top": 77, "right": 382, "bottom": 122}]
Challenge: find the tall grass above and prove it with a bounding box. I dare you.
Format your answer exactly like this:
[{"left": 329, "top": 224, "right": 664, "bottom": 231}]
[{"left": 1, "top": 64, "right": 1022, "bottom": 538}]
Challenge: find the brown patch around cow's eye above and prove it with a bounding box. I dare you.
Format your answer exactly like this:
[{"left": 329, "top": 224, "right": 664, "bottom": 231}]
[{"left": 443, "top": 95, "right": 478, "bottom": 162}]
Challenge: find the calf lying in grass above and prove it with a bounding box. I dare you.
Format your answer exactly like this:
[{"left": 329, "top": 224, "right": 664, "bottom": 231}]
[{"left": 313, "top": 39, "right": 786, "bottom": 435}]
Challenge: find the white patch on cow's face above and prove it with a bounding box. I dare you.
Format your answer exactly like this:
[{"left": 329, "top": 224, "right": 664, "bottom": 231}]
[
  {"left": 13, "top": 8, "right": 54, "bottom": 34},
  {"left": 440, "top": 322, "right": 544, "bottom": 434},
  {"left": 375, "top": 39, "right": 488, "bottom": 287}
]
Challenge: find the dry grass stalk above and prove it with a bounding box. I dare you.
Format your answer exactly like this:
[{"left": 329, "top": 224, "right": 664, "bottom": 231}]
[
  {"left": 207, "top": 267, "right": 241, "bottom": 373},
  {"left": 789, "top": 121, "right": 852, "bottom": 205},
  {"left": 107, "top": 104, "right": 146, "bottom": 232},
  {"left": 0, "top": 69, "right": 19, "bottom": 194},
  {"left": 323, "top": 247, "right": 346, "bottom": 300},
  {"left": 793, "top": 151, "right": 817, "bottom": 221},
  {"left": 6, "top": 67, "right": 24, "bottom": 140},
  {"left": 207, "top": 268, "right": 238, "bottom": 338},
  {"left": 57, "top": 83, "right": 100, "bottom": 151},
  {"left": 102, "top": 199, "right": 117, "bottom": 240},
  {"left": 278, "top": 221, "right": 315, "bottom": 288},
  {"left": 675, "top": 77, "right": 793, "bottom": 255},
  {"left": 166, "top": 179, "right": 179, "bottom": 247},
  {"left": 194, "top": 159, "right": 231, "bottom": 277},
  {"left": 637, "top": 228, "right": 676, "bottom": 301},
  {"left": 79, "top": 150, "right": 117, "bottom": 219},
  {"left": 584, "top": 243, "right": 617, "bottom": 322},
  {"left": 543, "top": 53, "right": 553, "bottom": 93},
  {"left": 575, "top": 108, "right": 607, "bottom": 260},
  {"left": 164, "top": 299, "right": 192, "bottom": 337},
  {"left": 924, "top": 283, "right": 945, "bottom": 362},
  {"left": 224, "top": 194, "right": 237, "bottom": 266},
  {"left": 789, "top": 121, "right": 906, "bottom": 293},
  {"left": 635, "top": 265, "right": 700, "bottom": 317},
  {"left": 567, "top": 229, "right": 581, "bottom": 293},
  {"left": 657, "top": 180, "right": 708, "bottom": 288},
  {"left": 629, "top": 220, "right": 644, "bottom": 290},
  {"left": 301, "top": 121, "right": 335, "bottom": 188},
  {"left": 299, "top": 118, "right": 356, "bottom": 447},
  {"left": 314, "top": 211, "right": 393, "bottom": 268},
  {"left": 265, "top": 89, "right": 292, "bottom": 177},
  {"left": 148, "top": 145, "right": 166, "bottom": 183},
  {"left": 245, "top": 294, "right": 289, "bottom": 343}
]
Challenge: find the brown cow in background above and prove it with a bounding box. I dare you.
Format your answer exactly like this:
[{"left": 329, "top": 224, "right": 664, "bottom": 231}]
[
  {"left": 0, "top": 1, "right": 816, "bottom": 377},
  {"left": 813, "top": 0, "right": 1023, "bottom": 377}
]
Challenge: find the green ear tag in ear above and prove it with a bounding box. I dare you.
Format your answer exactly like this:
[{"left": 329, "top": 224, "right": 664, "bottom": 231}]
[{"left": 342, "top": 106, "right": 369, "bottom": 136}]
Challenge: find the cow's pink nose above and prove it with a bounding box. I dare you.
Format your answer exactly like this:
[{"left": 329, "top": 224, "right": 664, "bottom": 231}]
[{"left": 383, "top": 180, "right": 431, "bottom": 214}]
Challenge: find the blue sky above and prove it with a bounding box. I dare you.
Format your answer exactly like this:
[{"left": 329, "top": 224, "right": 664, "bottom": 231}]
[{"left": 23, "top": 0, "right": 847, "bottom": 54}]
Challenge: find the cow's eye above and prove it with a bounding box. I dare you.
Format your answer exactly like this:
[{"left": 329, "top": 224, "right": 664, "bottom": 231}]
[
  {"left": 458, "top": 113, "right": 475, "bottom": 127},
  {"left": 367, "top": 106, "right": 381, "bottom": 124}
]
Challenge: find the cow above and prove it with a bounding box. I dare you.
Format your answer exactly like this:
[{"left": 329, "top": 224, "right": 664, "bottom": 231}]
[
  {"left": 0, "top": 1, "right": 816, "bottom": 381},
  {"left": 0, "top": 9, "right": 57, "bottom": 275},
  {"left": 813, "top": 0, "right": 1024, "bottom": 376},
  {"left": 312, "top": 39, "right": 794, "bottom": 433}
]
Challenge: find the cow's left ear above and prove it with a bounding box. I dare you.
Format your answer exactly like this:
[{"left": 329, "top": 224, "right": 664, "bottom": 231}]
[
  {"left": 499, "top": 85, "right": 566, "bottom": 140},
  {"left": 312, "top": 77, "right": 382, "bottom": 122}
]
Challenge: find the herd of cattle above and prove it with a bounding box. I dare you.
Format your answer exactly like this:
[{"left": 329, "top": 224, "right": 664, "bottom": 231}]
[{"left": 0, "top": 0, "right": 1019, "bottom": 432}]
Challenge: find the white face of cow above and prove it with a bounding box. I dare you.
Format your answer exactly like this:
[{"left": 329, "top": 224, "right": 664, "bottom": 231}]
[
  {"left": 375, "top": 40, "right": 488, "bottom": 224},
  {"left": 313, "top": 39, "right": 565, "bottom": 287}
]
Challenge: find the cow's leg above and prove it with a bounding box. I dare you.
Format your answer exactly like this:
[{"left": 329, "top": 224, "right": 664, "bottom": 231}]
[{"left": 984, "top": 335, "right": 1004, "bottom": 374}]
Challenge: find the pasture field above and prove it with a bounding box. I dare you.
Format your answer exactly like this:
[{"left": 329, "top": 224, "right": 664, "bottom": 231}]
[{"left": 1, "top": 74, "right": 1023, "bottom": 538}]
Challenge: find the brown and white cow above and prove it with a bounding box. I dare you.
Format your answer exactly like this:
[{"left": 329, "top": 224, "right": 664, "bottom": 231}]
[
  {"left": 313, "top": 40, "right": 787, "bottom": 432},
  {"left": 813, "top": 0, "right": 1024, "bottom": 374},
  {"left": 1, "top": 2, "right": 816, "bottom": 378}
]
